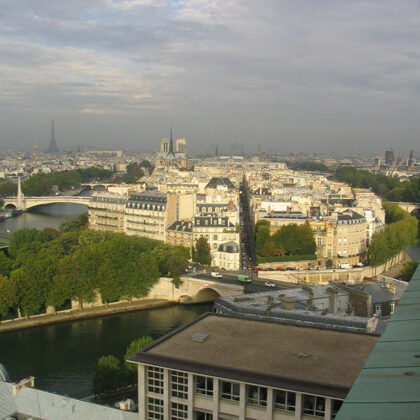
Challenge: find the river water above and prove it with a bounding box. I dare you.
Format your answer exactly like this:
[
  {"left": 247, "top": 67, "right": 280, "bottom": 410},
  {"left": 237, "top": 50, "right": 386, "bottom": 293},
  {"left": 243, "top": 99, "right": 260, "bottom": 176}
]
[
  {"left": 0, "top": 203, "right": 212, "bottom": 398},
  {"left": 0, "top": 303, "right": 212, "bottom": 398}
]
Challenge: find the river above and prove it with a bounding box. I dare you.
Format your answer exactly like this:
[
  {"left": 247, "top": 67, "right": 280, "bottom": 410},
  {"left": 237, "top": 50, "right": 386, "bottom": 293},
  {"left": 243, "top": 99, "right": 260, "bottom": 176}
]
[
  {"left": 0, "top": 303, "right": 212, "bottom": 398},
  {"left": 0, "top": 202, "right": 212, "bottom": 398}
]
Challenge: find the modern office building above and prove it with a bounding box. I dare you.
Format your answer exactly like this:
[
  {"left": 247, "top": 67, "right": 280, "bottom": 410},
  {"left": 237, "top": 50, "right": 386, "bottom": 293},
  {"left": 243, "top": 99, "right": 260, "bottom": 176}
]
[{"left": 129, "top": 313, "right": 378, "bottom": 420}]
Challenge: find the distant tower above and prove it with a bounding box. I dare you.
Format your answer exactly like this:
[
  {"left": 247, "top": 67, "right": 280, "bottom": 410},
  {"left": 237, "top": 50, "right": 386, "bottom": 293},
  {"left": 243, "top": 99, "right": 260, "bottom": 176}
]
[
  {"left": 47, "top": 121, "right": 59, "bottom": 153},
  {"left": 215, "top": 145, "right": 219, "bottom": 158},
  {"left": 408, "top": 150, "right": 414, "bottom": 167},
  {"left": 384, "top": 149, "right": 395, "bottom": 166}
]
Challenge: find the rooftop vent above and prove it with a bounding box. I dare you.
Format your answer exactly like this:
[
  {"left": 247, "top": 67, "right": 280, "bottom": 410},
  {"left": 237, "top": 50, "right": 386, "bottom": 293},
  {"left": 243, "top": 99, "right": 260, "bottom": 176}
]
[{"left": 192, "top": 333, "right": 209, "bottom": 342}]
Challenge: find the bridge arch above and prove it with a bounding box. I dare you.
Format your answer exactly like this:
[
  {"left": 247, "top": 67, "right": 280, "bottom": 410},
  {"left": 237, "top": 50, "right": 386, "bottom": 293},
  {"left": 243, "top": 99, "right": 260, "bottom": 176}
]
[
  {"left": 24, "top": 200, "right": 89, "bottom": 210},
  {"left": 193, "top": 287, "right": 221, "bottom": 303},
  {"left": 3, "top": 202, "right": 17, "bottom": 209}
]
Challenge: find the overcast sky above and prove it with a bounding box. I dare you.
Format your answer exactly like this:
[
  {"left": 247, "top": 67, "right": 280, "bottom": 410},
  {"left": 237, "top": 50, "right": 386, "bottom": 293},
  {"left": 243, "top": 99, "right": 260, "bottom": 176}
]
[{"left": 0, "top": 0, "right": 419, "bottom": 155}]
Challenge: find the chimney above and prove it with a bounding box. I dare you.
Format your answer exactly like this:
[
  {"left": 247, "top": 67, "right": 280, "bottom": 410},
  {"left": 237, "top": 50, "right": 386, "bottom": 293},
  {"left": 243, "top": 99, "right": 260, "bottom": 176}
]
[
  {"left": 327, "top": 287, "right": 339, "bottom": 313},
  {"left": 280, "top": 296, "right": 296, "bottom": 310},
  {"left": 12, "top": 376, "right": 35, "bottom": 395},
  {"left": 388, "top": 283, "right": 397, "bottom": 295}
]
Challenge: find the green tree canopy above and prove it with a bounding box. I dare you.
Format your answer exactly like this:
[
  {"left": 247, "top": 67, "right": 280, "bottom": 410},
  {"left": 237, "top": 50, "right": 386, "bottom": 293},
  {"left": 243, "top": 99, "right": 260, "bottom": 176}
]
[
  {"left": 92, "top": 355, "right": 126, "bottom": 395},
  {"left": 8, "top": 228, "right": 49, "bottom": 258},
  {"left": 194, "top": 237, "right": 212, "bottom": 265},
  {"left": 124, "top": 336, "right": 154, "bottom": 382},
  {"left": 59, "top": 213, "right": 88, "bottom": 233}
]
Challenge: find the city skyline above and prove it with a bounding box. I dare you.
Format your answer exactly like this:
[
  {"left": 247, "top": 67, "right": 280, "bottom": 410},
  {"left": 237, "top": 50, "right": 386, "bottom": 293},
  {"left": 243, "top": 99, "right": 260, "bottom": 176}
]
[{"left": 1, "top": 1, "right": 420, "bottom": 154}]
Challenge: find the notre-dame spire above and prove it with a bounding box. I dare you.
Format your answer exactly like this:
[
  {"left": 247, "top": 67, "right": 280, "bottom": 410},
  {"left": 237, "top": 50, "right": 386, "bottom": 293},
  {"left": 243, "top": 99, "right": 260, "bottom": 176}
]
[{"left": 168, "top": 127, "right": 175, "bottom": 156}]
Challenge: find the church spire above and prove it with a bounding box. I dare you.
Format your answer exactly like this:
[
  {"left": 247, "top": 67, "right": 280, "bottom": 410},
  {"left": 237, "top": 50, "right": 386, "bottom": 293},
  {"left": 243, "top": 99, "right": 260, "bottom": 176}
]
[{"left": 169, "top": 127, "right": 174, "bottom": 154}]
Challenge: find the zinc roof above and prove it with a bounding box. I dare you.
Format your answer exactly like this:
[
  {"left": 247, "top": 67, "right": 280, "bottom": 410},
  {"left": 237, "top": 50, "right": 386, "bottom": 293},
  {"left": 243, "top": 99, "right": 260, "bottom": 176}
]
[{"left": 335, "top": 265, "right": 420, "bottom": 420}]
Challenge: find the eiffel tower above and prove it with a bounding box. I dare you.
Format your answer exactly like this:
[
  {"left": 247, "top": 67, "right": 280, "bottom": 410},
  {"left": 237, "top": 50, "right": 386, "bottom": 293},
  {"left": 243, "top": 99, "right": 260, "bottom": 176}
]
[{"left": 46, "top": 121, "right": 59, "bottom": 153}]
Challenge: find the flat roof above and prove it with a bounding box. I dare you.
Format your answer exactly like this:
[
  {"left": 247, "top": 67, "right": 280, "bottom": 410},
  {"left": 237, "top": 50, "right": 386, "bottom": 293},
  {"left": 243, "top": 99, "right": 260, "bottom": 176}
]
[{"left": 129, "top": 313, "right": 377, "bottom": 398}]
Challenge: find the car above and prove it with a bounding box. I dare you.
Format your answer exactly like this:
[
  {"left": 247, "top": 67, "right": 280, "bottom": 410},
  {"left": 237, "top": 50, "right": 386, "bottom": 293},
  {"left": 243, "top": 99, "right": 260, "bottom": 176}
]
[
  {"left": 264, "top": 281, "right": 276, "bottom": 288},
  {"left": 211, "top": 272, "right": 222, "bottom": 278},
  {"left": 266, "top": 267, "right": 275, "bottom": 271},
  {"left": 276, "top": 267, "right": 285, "bottom": 271}
]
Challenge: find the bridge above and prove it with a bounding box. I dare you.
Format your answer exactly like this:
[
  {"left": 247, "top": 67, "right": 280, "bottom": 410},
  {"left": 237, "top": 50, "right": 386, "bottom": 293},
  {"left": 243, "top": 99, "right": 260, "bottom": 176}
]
[
  {"left": 389, "top": 202, "right": 420, "bottom": 217},
  {"left": 148, "top": 276, "right": 244, "bottom": 303},
  {"left": 2, "top": 196, "right": 90, "bottom": 211},
  {"left": 81, "top": 183, "right": 119, "bottom": 190}
]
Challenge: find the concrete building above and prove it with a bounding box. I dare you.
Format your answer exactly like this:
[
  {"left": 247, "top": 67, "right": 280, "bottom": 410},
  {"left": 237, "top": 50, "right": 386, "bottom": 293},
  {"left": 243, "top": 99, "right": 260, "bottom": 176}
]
[
  {"left": 167, "top": 221, "right": 193, "bottom": 249},
  {"left": 129, "top": 313, "right": 378, "bottom": 420}
]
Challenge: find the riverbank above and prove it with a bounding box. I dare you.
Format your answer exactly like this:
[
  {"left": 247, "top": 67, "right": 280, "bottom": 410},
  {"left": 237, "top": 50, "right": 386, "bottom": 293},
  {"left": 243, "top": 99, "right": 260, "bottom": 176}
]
[{"left": 0, "top": 299, "right": 172, "bottom": 334}]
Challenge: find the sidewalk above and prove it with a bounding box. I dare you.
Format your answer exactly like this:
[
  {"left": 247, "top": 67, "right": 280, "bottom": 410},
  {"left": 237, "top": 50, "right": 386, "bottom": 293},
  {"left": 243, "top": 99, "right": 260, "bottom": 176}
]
[{"left": 0, "top": 299, "right": 172, "bottom": 334}]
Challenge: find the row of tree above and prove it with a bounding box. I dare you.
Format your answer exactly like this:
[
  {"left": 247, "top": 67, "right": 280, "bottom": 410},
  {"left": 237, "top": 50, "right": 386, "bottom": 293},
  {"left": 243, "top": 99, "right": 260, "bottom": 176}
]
[
  {"left": 0, "top": 222, "right": 190, "bottom": 319},
  {"left": 2, "top": 167, "right": 113, "bottom": 197},
  {"left": 284, "top": 160, "right": 331, "bottom": 172},
  {"left": 368, "top": 204, "right": 418, "bottom": 267},
  {"left": 254, "top": 220, "right": 316, "bottom": 258},
  {"left": 335, "top": 166, "right": 420, "bottom": 202}
]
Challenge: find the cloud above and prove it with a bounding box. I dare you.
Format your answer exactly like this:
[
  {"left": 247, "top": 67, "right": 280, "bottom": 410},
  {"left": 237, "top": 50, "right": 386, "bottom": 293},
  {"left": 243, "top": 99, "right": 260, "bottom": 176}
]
[{"left": 0, "top": 0, "right": 419, "bottom": 153}]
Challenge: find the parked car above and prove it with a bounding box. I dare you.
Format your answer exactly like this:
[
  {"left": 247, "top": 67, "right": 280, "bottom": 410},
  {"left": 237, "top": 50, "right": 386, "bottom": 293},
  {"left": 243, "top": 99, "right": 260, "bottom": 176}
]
[
  {"left": 266, "top": 268, "right": 275, "bottom": 271},
  {"left": 211, "top": 272, "right": 222, "bottom": 278},
  {"left": 264, "top": 281, "right": 276, "bottom": 288},
  {"left": 276, "top": 267, "right": 285, "bottom": 271}
]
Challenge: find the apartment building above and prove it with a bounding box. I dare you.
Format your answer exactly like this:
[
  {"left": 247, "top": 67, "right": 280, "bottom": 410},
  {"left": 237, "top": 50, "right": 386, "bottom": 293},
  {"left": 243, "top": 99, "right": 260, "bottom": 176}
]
[
  {"left": 311, "top": 210, "right": 368, "bottom": 262},
  {"left": 257, "top": 211, "right": 307, "bottom": 235},
  {"left": 212, "top": 241, "right": 241, "bottom": 271},
  {"left": 128, "top": 313, "right": 377, "bottom": 420},
  {"left": 192, "top": 215, "right": 240, "bottom": 260},
  {"left": 125, "top": 192, "right": 168, "bottom": 242},
  {"left": 88, "top": 193, "right": 127, "bottom": 233}
]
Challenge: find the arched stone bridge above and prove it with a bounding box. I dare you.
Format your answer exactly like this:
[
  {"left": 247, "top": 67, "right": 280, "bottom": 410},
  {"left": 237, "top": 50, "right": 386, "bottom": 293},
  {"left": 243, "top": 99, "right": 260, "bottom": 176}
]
[
  {"left": 81, "top": 183, "right": 119, "bottom": 190},
  {"left": 389, "top": 202, "right": 420, "bottom": 217},
  {"left": 148, "top": 276, "right": 244, "bottom": 303},
  {"left": 2, "top": 196, "right": 90, "bottom": 211}
]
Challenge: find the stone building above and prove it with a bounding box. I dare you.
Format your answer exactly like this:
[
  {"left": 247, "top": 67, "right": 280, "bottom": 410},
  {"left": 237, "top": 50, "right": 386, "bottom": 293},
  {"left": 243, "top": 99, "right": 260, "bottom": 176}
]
[
  {"left": 155, "top": 130, "right": 190, "bottom": 170},
  {"left": 88, "top": 193, "right": 127, "bottom": 233},
  {"left": 125, "top": 192, "right": 168, "bottom": 242}
]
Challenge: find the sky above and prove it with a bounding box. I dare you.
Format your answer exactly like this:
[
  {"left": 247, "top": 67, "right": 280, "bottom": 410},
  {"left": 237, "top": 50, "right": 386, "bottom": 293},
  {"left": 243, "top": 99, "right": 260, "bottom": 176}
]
[{"left": 0, "top": 0, "right": 419, "bottom": 155}]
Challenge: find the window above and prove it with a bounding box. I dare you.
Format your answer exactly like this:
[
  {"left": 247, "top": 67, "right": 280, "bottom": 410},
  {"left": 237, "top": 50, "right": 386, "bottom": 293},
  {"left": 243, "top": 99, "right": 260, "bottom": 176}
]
[
  {"left": 213, "top": 235, "right": 218, "bottom": 240},
  {"left": 318, "top": 238, "right": 322, "bottom": 246},
  {"left": 303, "top": 395, "right": 325, "bottom": 417},
  {"left": 221, "top": 381, "right": 240, "bottom": 401},
  {"left": 274, "top": 390, "right": 295, "bottom": 412},
  {"left": 196, "top": 375, "right": 213, "bottom": 397},
  {"left": 195, "top": 411, "right": 213, "bottom": 420},
  {"left": 171, "top": 370, "right": 189, "bottom": 399},
  {"left": 171, "top": 402, "right": 188, "bottom": 419},
  {"left": 147, "top": 397, "right": 164, "bottom": 419},
  {"left": 389, "top": 303, "right": 395, "bottom": 315},
  {"left": 147, "top": 366, "right": 164, "bottom": 394},
  {"left": 247, "top": 385, "right": 267, "bottom": 407},
  {"left": 375, "top": 304, "right": 381, "bottom": 314},
  {"left": 332, "top": 399, "right": 343, "bottom": 419}
]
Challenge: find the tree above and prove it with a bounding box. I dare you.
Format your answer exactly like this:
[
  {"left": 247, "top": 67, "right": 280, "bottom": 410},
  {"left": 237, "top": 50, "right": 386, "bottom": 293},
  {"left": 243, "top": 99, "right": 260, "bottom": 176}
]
[
  {"left": 0, "top": 252, "right": 12, "bottom": 277},
  {"left": 369, "top": 231, "right": 389, "bottom": 266},
  {"left": 167, "top": 247, "right": 189, "bottom": 288},
  {"left": 93, "top": 355, "right": 126, "bottom": 395},
  {"left": 124, "top": 336, "right": 153, "bottom": 382},
  {"left": 194, "top": 237, "right": 212, "bottom": 265},
  {"left": 254, "top": 220, "right": 270, "bottom": 256},
  {"left": 400, "top": 262, "right": 418, "bottom": 282},
  {"left": 0, "top": 274, "right": 17, "bottom": 319},
  {"left": 0, "top": 181, "right": 17, "bottom": 197},
  {"left": 59, "top": 213, "right": 88, "bottom": 232},
  {"left": 8, "top": 228, "right": 49, "bottom": 258}
]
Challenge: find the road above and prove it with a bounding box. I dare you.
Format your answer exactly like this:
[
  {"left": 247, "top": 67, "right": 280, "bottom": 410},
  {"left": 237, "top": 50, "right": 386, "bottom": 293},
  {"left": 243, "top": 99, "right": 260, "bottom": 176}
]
[{"left": 185, "top": 272, "right": 290, "bottom": 293}]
